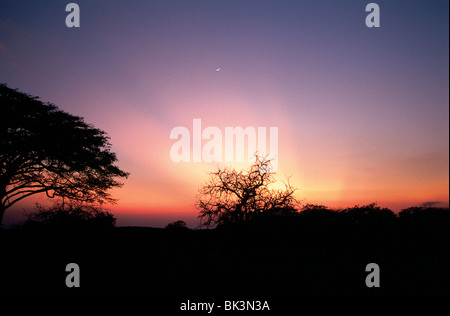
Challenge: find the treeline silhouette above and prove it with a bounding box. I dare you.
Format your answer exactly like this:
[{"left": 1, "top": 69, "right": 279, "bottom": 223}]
[{"left": 1, "top": 203, "right": 448, "bottom": 296}]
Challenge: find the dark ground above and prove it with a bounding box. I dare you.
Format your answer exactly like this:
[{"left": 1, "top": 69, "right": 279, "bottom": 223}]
[{"left": 0, "top": 208, "right": 448, "bottom": 298}]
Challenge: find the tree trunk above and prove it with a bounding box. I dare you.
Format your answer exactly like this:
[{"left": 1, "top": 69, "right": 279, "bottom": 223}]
[{"left": 0, "top": 204, "right": 5, "bottom": 227}]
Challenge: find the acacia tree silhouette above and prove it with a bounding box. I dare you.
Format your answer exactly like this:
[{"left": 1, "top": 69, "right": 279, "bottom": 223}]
[
  {"left": 197, "top": 156, "right": 298, "bottom": 227},
  {"left": 0, "top": 84, "right": 129, "bottom": 225}
]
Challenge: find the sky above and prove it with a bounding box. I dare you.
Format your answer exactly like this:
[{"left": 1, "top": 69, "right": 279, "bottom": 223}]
[{"left": 0, "top": 0, "right": 448, "bottom": 227}]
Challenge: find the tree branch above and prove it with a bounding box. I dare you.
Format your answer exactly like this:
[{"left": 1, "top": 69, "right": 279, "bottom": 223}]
[{"left": 3, "top": 188, "right": 49, "bottom": 209}]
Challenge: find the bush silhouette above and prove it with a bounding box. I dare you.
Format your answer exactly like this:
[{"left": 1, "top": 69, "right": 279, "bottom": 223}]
[
  {"left": 399, "top": 206, "right": 449, "bottom": 222},
  {"left": 24, "top": 201, "right": 116, "bottom": 229},
  {"left": 341, "top": 203, "right": 396, "bottom": 225},
  {"left": 165, "top": 220, "right": 188, "bottom": 230},
  {"left": 300, "top": 203, "right": 335, "bottom": 216}
]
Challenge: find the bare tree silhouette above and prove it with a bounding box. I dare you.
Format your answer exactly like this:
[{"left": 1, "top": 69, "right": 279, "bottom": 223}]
[
  {"left": 197, "top": 156, "right": 298, "bottom": 227},
  {"left": 0, "top": 84, "right": 129, "bottom": 225}
]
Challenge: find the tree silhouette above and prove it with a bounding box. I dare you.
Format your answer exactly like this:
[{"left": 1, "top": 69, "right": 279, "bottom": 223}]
[
  {"left": 341, "top": 203, "right": 396, "bottom": 225},
  {"left": 0, "top": 84, "right": 129, "bottom": 225},
  {"left": 165, "top": 220, "right": 188, "bottom": 230},
  {"left": 197, "top": 156, "right": 298, "bottom": 227}
]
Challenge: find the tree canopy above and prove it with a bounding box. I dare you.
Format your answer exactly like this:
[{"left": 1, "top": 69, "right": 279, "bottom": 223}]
[{"left": 0, "top": 84, "right": 129, "bottom": 224}]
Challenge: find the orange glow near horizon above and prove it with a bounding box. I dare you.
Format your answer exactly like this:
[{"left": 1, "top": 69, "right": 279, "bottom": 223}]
[
  {"left": 85, "top": 88, "right": 449, "bottom": 222},
  {"left": 3, "top": 100, "right": 448, "bottom": 228}
]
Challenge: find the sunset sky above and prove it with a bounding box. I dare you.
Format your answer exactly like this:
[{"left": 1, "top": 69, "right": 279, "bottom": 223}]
[{"left": 0, "top": 0, "right": 448, "bottom": 227}]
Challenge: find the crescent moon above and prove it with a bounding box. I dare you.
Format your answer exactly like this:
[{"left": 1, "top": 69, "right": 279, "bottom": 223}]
[{"left": 216, "top": 68, "right": 221, "bottom": 71}]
